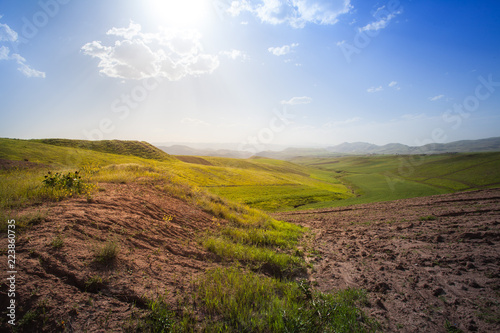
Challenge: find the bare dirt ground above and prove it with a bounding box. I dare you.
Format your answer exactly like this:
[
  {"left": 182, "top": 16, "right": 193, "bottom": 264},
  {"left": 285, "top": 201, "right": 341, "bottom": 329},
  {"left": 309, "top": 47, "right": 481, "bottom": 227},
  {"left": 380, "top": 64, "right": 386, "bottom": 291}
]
[
  {"left": 1, "top": 183, "right": 220, "bottom": 332},
  {"left": 274, "top": 189, "right": 500, "bottom": 333}
]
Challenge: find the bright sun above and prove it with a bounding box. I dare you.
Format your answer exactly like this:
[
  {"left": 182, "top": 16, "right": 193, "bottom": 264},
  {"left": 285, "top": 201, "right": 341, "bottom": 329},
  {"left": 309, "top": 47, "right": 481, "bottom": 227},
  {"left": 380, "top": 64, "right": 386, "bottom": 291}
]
[{"left": 145, "top": 0, "right": 212, "bottom": 28}]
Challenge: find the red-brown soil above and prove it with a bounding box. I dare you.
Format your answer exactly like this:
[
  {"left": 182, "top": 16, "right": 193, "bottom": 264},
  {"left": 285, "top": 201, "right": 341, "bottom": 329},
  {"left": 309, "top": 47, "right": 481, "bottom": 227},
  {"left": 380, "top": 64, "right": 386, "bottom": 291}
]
[
  {"left": 274, "top": 189, "right": 500, "bottom": 333},
  {"left": 1, "top": 183, "right": 220, "bottom": 332}
]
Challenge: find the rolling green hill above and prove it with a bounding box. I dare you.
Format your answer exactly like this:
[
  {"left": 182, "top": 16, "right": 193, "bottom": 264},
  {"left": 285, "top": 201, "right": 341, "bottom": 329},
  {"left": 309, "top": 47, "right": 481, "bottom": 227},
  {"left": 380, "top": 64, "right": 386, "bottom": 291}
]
[
  {"left": 33, "top": 138, "right": 173, "bottom": 161},
  {"left": 292, "top": 152, "right": 500, "bottom": 208},
  {"left": 0, "top": 138, "right": 353, "bottom": 211},
  {"left": 3, "top": 138, "right": 499, "bottom": 212}
]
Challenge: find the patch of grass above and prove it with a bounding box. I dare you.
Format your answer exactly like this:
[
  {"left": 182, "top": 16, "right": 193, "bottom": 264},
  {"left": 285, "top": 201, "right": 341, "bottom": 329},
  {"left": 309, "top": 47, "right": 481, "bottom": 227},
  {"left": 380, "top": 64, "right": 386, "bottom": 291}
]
[
  {"left": 50, "top": 234, "right": 64, "bottom": 249},
  {"left": 143, "top": 295, "right": 177, "bottom": 332},
  {"left": 197, "top": 267, "right": 379, "bottom": 332},
  {"left": 203, "top": 237, "right": 303, "bottom": 277},
  {"left": 0, "top": 209, "right": 48, "bottom": 234},
  {"left": 419, "top": 215, "right": 438, "bottom": 221},
  {"left": 84, "top": 275, "right": 105, "bottom": 292},
  {"left": 93, "top": 240, "right": 119, "bottom": 264},
  {"left": 16, "top": 299, "right": 50, "bottom": 331}
]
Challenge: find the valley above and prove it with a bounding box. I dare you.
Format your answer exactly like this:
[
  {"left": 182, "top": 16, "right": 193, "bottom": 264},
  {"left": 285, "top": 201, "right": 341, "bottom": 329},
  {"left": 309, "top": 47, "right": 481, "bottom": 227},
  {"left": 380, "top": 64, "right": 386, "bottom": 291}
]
[{"left": 0, "top": 138, "right": 499, "bottom": 332}]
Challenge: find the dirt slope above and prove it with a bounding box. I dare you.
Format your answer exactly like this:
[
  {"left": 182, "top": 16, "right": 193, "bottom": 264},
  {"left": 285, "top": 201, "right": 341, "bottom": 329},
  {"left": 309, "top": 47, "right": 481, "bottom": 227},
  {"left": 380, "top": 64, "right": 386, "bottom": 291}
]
[
  {"left": 1, "top": 183, "right": 219, "bottom": 332},
  {"left": 274, "top": 189, "right": 500, "bottom": 333}
]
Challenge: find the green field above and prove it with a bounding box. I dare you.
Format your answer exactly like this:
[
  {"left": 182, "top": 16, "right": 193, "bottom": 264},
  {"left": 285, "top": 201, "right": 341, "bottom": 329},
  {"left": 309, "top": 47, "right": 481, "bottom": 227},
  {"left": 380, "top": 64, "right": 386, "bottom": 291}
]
[
  {"left": 2, "top": 138, "right": 499, "bottom": 212},
  {"left": 0, "top": 138, "right": 353, "bottom": 211},
  {"left": 292, "top": 152, "right": 500, "bottom": 209}
]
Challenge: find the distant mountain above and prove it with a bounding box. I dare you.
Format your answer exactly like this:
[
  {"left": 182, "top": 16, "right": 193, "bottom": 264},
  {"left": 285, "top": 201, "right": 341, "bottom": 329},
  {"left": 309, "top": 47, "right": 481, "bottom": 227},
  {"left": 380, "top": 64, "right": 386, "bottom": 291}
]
[
  {"left": 255, "top": 137, "right": 500, "bottom": 160},
  {"left": 327, "top": 137, "right": 500, "bottom": 155},
  {"left": 157, "top": 145, "right": 253, "bottom": 159}
]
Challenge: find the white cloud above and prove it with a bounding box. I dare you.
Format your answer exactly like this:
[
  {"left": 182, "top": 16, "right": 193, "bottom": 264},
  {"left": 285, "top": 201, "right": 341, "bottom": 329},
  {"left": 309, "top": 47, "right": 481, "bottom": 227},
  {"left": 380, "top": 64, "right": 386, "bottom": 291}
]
[
  {"left": 0, "top": 18, "right": 45, "bottom": 78},
  {"left": 367, "top": 86, "right": 383, "bottom": 93},
  {"left": 0, "top": 21, "right": 18, "bottom": 42},
  {"left": 401, "top": 113, "right": 428, "bottom": 121},
  {"left": 359, "top": 5, "right": 402, "bottom": 32},
  {"left": 82, "top": 22, "right": 220, "bottom": 80},
  {"left": 0, "top": 45, "right": 9, "bottom": 60},
  {"left": 388, "top": 81, "right": 401, "bottom": 90},
  {"left": 11, "top": 54, "right": 46, "bottom": 78},
  {"left": 268, "top": 43, "right": 298, "bottom": 56},
  {"left": 220, "top": 49, "right": 247, "bottom": 60},
  {"left": 281, "top": 96, "right": 312, "bottom": 105},
  {"left": 429, "top": 94, "right": 445, "bottom": 101},
  {"left": 228, "top": 0, "right": 352, "bottom": 28},
  {"left": 227, "top": 0, "right": 253, "bottom": 16}
]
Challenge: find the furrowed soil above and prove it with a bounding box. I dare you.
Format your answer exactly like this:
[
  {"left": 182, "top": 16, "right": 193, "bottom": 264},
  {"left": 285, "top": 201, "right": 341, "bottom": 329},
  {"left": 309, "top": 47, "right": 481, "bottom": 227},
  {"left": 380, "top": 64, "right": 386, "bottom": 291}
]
[
  {"left": 274, "top": 188, "right": 500, "bottom": 333},
  {"left": 0, "top": 183, "right": 220, "bottom": 332}
]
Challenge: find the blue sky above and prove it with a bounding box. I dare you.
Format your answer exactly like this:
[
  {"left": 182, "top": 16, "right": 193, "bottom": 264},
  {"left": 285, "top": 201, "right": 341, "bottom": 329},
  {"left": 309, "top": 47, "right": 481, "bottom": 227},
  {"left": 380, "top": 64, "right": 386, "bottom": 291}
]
[{"left": 0, "top": 0, "right": 499, "bottom": 149}]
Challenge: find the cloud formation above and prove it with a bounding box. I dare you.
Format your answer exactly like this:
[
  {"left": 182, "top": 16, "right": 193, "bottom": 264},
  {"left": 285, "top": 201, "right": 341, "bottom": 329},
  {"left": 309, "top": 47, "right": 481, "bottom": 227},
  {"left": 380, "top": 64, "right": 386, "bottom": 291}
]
[
  {"left": 268, "top": 43, "right": 298, "bottom": 56},
  {"left": 82, "top": 22, "right": 220, "bottom": 80},
  {"left": 0, "top": 21, "right": 17, "bottom": 42},
  {"left": 367, "top": 86, "right": 383, "bottom": 93},
  {"left": 359, "top": 5, "right": 402, "bottom": 32},
  {"left": 0, "top": 16, "right": 45, "bottom": 78},
  {"left": 228, "top": 0, "right": 352, "bottom": 28},
  {"left": 220, "top": 49, "right": 247, "bottom": 61},
  {"left": 281, "top": 96, "right": 312, "bottom": 105},
  {"left": 388, "top": 81, "right": 401, "bottom": 90},
  {"left": 429, "top": 94, "right": 444, "bottom": 101}
]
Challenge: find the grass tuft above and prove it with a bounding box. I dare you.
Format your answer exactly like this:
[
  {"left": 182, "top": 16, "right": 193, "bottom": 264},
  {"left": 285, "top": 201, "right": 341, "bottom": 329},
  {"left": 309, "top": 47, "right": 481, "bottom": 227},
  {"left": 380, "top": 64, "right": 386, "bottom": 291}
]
[{"left": 94, "top": 240, "right": 120, "bottom": 264}]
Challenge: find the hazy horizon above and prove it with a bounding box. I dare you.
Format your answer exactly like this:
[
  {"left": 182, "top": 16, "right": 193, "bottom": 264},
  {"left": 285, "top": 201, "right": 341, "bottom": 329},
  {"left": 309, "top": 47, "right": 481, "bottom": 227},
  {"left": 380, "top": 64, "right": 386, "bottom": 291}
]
[{"left": 1, "top": 1, "right": 499, "bottom": 148}]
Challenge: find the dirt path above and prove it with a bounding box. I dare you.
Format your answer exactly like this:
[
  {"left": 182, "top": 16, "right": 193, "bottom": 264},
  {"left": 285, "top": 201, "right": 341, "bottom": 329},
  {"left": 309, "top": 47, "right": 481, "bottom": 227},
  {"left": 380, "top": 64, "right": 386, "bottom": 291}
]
[{"left": 274, "top": 189, "right": 500, "bottom": 333}]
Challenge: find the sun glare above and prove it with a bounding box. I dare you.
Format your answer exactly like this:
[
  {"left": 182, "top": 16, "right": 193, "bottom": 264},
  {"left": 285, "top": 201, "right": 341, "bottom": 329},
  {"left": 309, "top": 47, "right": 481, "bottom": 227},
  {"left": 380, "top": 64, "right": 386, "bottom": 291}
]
[{"left": 145, "top": 0, "right": 212, "bottom": 28}]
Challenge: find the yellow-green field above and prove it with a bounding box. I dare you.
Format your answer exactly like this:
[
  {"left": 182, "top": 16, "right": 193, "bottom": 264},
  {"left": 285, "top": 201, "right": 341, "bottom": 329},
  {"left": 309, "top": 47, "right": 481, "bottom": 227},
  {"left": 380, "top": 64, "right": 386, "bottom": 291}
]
[
  {"left": 0, "top": 138, "right": 354, "bottom": 212},
  {"left": 2, "top": 139, "right": 499, "bottom": 213}
]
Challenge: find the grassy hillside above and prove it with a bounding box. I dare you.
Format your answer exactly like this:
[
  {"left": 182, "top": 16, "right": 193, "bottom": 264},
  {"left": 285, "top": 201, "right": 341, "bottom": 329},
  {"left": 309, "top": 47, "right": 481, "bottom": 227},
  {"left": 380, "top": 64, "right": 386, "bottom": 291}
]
[
  {"left": 167, "top": 156, "right": 353, "bottom": 211},
  {"left": 293, "top": 152, "right": 500, "bottom": 208},
  {"left": 0, "top": 138, "right": 353, "bottom": 211},
  {"left": 33, "top": 138, "right": 173, "bottom": 161},
  {"left": 0, "top": 138, "right": 378, "bottom": 332}
]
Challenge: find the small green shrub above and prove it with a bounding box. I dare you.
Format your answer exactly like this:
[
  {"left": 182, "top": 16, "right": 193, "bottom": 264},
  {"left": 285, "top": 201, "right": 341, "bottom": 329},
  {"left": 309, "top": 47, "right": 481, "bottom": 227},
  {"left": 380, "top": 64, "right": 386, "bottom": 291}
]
[
  {"left": 94, "top": 240, "right": 119, "bottom": 264},
  {"left": 42, "top": 170, "right": 96, "bottom": 200}
]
